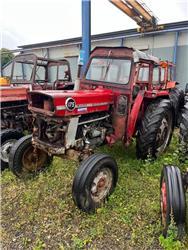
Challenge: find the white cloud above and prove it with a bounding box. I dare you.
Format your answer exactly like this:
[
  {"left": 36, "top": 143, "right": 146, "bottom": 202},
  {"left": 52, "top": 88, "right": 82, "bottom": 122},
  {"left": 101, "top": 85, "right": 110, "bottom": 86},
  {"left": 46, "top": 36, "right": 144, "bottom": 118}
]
[{"left": 1, "top": 0, "right": 188, "bottom": 49}]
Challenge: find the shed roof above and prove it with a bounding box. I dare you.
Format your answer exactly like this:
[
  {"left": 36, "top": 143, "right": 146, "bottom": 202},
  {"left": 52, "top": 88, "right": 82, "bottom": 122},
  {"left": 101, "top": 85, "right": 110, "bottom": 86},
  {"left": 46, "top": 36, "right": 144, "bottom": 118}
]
[{"left": 18, "top": 21, "right": 188, "bottom": 50}]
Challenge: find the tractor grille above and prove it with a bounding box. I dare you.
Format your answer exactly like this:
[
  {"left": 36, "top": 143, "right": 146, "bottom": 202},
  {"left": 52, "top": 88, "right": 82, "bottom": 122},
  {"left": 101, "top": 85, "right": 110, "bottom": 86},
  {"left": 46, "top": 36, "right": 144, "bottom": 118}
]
[
  {"left": 33, "top": 116, "right": 67, "bottom": 146},
  {"left": 30, "top": 93, "right": 55, "bottom": 112}
]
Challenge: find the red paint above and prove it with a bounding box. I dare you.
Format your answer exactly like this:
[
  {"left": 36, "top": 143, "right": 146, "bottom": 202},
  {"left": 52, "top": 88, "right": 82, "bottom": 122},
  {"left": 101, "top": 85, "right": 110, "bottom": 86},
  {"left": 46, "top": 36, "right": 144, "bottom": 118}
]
[
  {"left": 165, "top": 81, "right": 176, "bottom": 89},
  {"left": 29, "top": 88, "right": 114, "bottom": 117},
  {"left": 161, "top": 180, "right": 167, "bottom": 222},
  {"left": 106, "top": 134, "right": 117, "bottom": 146},
  {"left": 0, "top": 86, "right": 29, "bottom": 102},
  {"left": 127, "top": 91, "right": 144, "bottom": 142},
  {"left": 113, "top": 115, "right": 126, "bottom": 140}
]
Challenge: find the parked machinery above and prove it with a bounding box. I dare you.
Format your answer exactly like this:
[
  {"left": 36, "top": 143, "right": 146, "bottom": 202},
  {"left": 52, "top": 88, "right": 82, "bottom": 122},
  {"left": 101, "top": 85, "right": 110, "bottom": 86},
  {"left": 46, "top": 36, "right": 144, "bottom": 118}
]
[
  {"left": 9, "top": 47, "right": 185, "bottom": 212},
  {"left": 0, "top": 54, "right": 73, "bottom": 170},
  {"left": 160, "top": 85, "right": 188, "bottom": 237}
]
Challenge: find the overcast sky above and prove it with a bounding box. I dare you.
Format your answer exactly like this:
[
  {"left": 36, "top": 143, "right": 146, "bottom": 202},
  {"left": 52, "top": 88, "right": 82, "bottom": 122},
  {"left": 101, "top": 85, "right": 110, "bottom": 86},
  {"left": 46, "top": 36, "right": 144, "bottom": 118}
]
[{"left": 1, "top": 0, "right": 188, "bottom": 49}]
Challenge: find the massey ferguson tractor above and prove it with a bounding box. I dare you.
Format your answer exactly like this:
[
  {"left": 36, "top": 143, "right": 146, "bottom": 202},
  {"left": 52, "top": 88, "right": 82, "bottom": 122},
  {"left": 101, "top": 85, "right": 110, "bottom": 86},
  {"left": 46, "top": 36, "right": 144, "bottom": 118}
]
[
  {"left": 160, "top": 84, "right": 188, "bottom": 238},
  {"left": 9, "top": 47, "right": 185, "bottom": 213},
  {"left": 0, "top": 54, "right": 73, "bottom": 170}
]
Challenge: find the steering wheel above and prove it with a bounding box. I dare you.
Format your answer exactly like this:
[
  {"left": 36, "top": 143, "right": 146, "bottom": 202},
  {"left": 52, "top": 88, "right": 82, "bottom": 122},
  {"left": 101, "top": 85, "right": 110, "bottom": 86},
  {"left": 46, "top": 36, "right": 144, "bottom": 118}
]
[{"left": 52, "top": 80, "right": 60, "bottom": 90}]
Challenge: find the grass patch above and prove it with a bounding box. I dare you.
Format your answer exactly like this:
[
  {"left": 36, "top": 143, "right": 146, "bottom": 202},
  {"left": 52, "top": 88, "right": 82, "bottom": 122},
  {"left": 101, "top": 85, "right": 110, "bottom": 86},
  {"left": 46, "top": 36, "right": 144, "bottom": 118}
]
[{"left": 1, "top": 135, "right": 188, "bottom": 249}]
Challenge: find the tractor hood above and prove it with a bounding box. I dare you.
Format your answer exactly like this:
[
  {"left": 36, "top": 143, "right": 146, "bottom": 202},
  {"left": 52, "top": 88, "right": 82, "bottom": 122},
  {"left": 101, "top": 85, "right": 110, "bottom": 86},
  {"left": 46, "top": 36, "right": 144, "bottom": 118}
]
[
  {"left": 0, "top": 85, "right": 29, "bottom": 103},
  {"left": 29, "top": 88, "right": 114, "bottom": 116}
]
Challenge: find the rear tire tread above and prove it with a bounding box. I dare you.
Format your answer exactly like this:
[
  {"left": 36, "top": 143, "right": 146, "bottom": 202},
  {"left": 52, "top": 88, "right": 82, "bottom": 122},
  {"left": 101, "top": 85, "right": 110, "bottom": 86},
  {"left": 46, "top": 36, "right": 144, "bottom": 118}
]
[
  {"left": 0, "top": 129, "right": 23, "bottom": 170},
  {"left": 160, "top": 165, "right": 186, "bottom": 238},
  {"left": 9, "top": 135, "right": 52, "bottom": 178},
  {"left": 136, "top": 99, "right": 173, "bottom": 159},
  {"left": 179, "top": 101, "right": 188, "bottom": 161},
  {"left": 72, "top": 153, "right": 118, "bottom": 213}
]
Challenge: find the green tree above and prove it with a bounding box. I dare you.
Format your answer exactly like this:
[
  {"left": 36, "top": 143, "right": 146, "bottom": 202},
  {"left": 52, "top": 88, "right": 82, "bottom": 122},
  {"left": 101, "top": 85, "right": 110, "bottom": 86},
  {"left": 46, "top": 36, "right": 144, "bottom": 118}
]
[{"left": 0, "top": 48, "right": 14, "bottom": 68}]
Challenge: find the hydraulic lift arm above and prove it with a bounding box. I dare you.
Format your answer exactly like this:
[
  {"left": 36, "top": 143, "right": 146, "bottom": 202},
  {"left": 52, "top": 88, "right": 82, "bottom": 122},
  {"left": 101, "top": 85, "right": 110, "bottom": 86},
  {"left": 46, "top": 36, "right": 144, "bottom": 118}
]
[{"left": 109, "top": 0, "right": 163, "bottom": 32}]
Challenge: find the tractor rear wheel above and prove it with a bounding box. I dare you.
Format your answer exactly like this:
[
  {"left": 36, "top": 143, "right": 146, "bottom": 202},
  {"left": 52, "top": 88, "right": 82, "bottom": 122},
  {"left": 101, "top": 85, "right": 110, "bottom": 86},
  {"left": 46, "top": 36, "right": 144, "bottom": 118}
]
[
  {"left": 160, "top": 165, "right": 186, "bottom": 238},
  {"left": 136, "top": 99, "right": 173, "bottom": 159},
  {"left": 9, "top": 135, "right": 52, "bottom": 178},
  {"left": 72, "top": 153, "right": 118, "bottom": 213},
  {"left": 179, "top": 100, "right": 188, "bottom": 161},
  {"left": 169, "top": 88, "right": 184, "bottom": 127},
  {"left": 0, "top": 129, "right": 23, "bottom": 170}
]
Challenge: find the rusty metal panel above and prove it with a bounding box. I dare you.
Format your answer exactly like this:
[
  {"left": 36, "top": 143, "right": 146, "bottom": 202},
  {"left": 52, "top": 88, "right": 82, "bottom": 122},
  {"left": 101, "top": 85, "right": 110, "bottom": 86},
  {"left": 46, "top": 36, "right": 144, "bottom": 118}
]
[{"left": 0, "top": 86, "right": 28, "bottom": 102}]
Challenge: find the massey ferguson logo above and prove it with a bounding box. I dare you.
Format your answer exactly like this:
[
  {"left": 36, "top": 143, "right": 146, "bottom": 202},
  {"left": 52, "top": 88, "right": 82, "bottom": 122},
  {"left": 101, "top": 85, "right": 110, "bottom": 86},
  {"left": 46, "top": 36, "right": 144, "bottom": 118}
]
[{"left": 65, "top": 97, "right": 76, "bottom": 111}]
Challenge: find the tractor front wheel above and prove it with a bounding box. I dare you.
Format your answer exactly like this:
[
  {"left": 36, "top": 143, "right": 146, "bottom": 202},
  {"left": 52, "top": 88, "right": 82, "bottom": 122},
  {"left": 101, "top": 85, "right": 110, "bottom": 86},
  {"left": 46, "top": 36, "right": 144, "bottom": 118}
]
[
  {"left": 0, "top": 129, "right": 23, "bottom": 170},
  {"left": 9, "top": 135, "right": 52, "bottom": 178},
  {"left": 160, "top": 165, "right": 186, "bottom": 237},
  {"left": 136, "top": 99, "right": 173, "bottom": 159},
  {"left": 72, "top": 153, "right": 118, "bottom": 213}
]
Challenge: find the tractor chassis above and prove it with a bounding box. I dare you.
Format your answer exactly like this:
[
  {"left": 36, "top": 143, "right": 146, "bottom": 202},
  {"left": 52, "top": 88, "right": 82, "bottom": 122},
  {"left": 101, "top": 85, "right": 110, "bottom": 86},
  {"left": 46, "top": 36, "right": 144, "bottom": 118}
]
[{"left": 32, "top": 138, "right": 93, "bottom": 161}]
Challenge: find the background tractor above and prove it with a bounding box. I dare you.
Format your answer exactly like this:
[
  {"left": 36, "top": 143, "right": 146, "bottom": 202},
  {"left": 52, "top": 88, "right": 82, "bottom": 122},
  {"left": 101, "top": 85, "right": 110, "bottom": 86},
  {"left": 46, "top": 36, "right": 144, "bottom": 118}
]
[
  {"left": 9, "top": 47, "right": 185, "bottom": 212},
  {"left": 0, "top": 53, "right": 73, "bottom": 170},
  {"left": 160, "top": 84, "right": 188, "bottom": 238}
]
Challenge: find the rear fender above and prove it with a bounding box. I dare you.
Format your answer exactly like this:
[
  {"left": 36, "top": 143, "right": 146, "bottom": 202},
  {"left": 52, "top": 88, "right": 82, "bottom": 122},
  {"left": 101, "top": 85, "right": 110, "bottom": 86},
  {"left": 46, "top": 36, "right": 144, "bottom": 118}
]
[
  {"left": 127, "top": 93, "right": 174, "bottom": 144},
  {"left": 127, "top": 91, "right": 144, "bottom": 143},
  {"left": 165, "top": 81, "right": 177, "bottom": 89}
]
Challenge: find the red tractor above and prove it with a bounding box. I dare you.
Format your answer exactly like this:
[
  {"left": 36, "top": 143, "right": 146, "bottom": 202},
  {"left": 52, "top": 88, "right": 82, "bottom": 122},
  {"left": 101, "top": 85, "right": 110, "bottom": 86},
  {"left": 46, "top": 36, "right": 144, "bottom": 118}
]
[
  {"left": 160, "top": 85, "right": 188, "bottom": 237},
  {"left": 9, "top": 47, "right": 185, "bottom": 212},
  {"left": 0, "top": 54, "right": 73, "bottom": 170}
]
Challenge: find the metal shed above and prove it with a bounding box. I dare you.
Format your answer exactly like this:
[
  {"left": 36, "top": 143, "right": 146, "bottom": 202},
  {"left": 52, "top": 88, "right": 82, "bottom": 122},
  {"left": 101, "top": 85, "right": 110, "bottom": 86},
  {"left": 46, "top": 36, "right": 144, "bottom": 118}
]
[{"left": 3, "top": 21, "right": 188, "bottom": 89}]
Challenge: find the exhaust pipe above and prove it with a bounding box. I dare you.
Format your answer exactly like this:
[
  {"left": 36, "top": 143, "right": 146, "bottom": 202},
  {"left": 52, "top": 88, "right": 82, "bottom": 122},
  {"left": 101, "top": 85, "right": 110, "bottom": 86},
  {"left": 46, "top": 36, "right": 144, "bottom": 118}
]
[
  {"left": 74, "top": 50, "right": 85, "bottom": 91},
  {"left": 74, "top": 64, "right": 82, "bottom": 91}
]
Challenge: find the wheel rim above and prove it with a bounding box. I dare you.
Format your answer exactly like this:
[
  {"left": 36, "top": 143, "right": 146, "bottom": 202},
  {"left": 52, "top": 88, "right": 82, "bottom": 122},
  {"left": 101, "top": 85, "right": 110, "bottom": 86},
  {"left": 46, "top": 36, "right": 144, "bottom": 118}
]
[
  {"left": 90, "top": 168, "right": 113, "bottom": 203},
  {"left": 22, "top": 145, "right": 48, "bottom": 172},
  {"left": 161, "top": 179, "right": 167, "bottom": 227},
  {"left": 1, "top": 139, "right": 17, "bottom": 163},
  {"left": 156, "top": 116, "right": 172, "bottom": 156}
]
